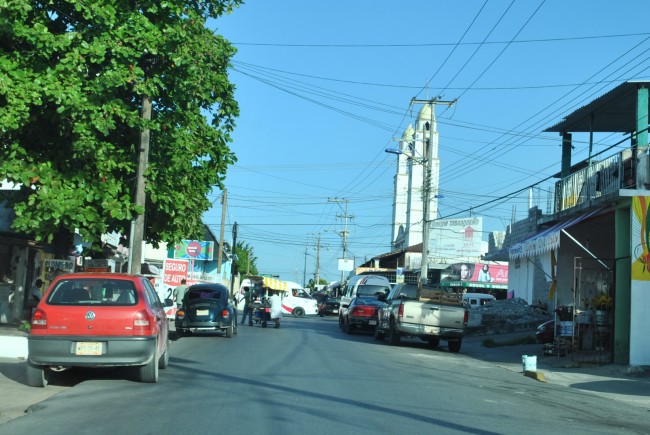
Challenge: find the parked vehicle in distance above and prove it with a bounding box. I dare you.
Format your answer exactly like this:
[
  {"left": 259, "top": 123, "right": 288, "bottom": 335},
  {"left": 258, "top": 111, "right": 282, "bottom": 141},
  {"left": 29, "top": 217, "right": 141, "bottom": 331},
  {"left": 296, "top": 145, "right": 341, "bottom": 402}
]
[
  {"left": 340, "top": 296, "right": 387, "bottom": 334},
  {"left": 27, "top": 273, "right": 170, "bottom": 387},
  {"left": 462, "top": 292, "right": 496, "bottom": 308},
  {"left": 339, "top": 275, "right": 391, "bottom": 326},
  {"left": 283, "top": 281, "right": 319, "bottom": 317},
  {"left": 375, "top": 283, "right": 468, "bottom": 352},
  {"left": 175, "top": 283, "right": 237, "bottom": 338},
  {"left": 314, "top": 292, "right": 340, "bottom": 316},
  {"left": 536, "top": 319, "right": 555, "bottom": 344}
]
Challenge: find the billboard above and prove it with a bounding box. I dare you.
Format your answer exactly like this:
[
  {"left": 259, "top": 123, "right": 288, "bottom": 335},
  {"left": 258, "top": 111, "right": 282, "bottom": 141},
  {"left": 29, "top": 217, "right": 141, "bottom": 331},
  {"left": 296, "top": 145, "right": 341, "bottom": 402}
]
[
  {"left": 163, "top": 259, "right": 189, "bottom": 287},
  {"left": 173, "top": 240, "right": 214, "bottom": 261},
  {"left": 429, "top": 217, "right": 483, "bottom": 262},
  {"left": 450, "top": 262, "right": 508, "bottom": 284}
]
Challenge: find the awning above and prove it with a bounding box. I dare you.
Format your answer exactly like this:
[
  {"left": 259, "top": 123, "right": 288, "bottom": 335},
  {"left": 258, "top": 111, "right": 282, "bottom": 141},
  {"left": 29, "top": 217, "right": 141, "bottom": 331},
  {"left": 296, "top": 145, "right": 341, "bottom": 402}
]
[
  {"left": 509, "top": 209, "right": 601, "bottom": 260},
  {"left": 262, "top": 276, "right": 288, "bottom": 292}
]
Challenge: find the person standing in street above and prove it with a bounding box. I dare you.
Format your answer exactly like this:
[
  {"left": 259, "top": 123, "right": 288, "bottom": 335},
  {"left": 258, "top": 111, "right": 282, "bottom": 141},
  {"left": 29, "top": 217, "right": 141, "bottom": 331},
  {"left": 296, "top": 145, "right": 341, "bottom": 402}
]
[
  {"left": 28, "top": 278, "right": 44, "bottom": 317},
  {"left": 173, "top": 279, "right": 188, "bottom": 307},
  {"left": 269, "top": 291, "right": 282, "bottom": 328},
  {"left": 239, "top": 287, "right": 252, "bottom": 326}
]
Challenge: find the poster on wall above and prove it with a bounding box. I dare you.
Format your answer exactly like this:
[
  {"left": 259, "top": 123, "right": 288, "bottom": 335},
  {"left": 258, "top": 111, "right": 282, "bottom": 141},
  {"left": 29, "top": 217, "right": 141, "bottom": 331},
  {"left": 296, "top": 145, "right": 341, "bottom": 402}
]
[{"left": 632, "top": 196, "right": 650, "bottom": 281}]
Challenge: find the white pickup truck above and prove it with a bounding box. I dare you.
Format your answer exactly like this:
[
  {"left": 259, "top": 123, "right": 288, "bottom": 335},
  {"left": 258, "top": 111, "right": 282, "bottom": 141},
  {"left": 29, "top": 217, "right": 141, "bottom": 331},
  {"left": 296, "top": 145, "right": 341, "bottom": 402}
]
[{"left": 374, "top": 283, "right": 468, "bottom": 352}]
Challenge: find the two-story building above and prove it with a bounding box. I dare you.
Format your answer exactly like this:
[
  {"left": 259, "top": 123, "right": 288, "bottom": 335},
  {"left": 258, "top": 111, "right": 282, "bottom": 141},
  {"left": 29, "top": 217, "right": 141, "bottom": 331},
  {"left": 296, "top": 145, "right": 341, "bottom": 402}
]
[{"left": 505, "top": 81, "right": 649, "bottom": 366}]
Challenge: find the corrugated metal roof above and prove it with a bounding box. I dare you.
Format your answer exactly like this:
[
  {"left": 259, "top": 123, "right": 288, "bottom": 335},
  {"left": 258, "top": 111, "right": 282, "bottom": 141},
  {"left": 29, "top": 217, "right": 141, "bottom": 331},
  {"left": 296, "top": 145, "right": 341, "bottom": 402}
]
[{"left": 544, "top": 81, "right": 649, "bottom": 133}]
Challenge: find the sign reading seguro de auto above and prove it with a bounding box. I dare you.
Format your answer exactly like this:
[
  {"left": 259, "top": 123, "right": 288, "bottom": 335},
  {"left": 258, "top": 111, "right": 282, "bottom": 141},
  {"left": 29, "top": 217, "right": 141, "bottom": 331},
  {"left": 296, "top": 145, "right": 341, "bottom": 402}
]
[{"left": 162, "top": 259, "right": 190, "bottom": 319}]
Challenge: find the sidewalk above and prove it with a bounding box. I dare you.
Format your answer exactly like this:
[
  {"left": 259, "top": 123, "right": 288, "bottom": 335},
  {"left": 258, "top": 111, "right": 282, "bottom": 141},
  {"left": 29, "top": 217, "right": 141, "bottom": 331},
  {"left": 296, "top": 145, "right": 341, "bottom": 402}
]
[
  {"left": 0, "top": 326, "right": 648, "bottom": 425},
  {"left": 462, "top": 331, "right": 650, "bottom": 409}
]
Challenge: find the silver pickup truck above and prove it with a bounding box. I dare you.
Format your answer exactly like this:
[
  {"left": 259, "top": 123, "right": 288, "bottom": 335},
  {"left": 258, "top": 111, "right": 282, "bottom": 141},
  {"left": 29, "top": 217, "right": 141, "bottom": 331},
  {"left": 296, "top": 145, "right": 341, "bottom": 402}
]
[{"left": 374, "top": 283, "right": 468, "bottom": 352}]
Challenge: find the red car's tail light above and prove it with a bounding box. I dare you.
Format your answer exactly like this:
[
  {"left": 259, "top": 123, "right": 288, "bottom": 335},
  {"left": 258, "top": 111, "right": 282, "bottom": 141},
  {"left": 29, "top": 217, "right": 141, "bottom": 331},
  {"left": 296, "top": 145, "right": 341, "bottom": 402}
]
[
  {"left": 133, "top": 310, "right": 154, "bottom": 335},
  {"left": 31, "top": 309, "right": 47, "bottom": 330},
  {"left": 220, "top": 309, "right": 230, "bottom": 319},
  {"left": 350, "top": 306, "right": 376, "bottom": 317}
]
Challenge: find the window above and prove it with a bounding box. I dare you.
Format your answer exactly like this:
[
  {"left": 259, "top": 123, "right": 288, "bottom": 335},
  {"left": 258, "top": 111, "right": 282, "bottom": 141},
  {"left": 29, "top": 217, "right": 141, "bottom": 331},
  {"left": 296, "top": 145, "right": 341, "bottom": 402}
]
[{"left": 47, "top": 279, "right": 137, "bottom": 306}]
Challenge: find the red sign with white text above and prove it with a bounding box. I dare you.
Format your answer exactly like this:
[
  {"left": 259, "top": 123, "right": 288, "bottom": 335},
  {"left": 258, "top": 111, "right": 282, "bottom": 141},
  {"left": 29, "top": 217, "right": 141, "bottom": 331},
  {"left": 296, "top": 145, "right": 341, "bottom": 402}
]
[{"left": 163, "top": 259, "right": 189, "bottom": 287}]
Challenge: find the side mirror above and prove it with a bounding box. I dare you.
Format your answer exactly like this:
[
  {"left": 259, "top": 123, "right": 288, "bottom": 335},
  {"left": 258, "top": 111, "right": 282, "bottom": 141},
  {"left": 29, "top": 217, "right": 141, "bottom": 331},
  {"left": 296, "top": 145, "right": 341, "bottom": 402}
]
[{"left": 164, "top": 298, "right": 174, "bottom": 307}]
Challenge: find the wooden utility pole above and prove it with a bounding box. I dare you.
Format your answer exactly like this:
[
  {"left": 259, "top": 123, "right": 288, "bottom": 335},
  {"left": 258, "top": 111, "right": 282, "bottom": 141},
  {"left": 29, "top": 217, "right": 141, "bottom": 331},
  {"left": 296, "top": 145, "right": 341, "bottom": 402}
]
[{"left": 129, "top": 95, "right": 151, "bottom": 275}]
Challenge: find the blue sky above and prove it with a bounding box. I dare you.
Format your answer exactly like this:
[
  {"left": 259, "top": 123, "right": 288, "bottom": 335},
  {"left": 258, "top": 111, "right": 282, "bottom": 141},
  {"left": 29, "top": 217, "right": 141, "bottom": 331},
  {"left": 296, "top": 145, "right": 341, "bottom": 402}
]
[{"left": 203, "top": 1, "right": 650, "bottom": 284}]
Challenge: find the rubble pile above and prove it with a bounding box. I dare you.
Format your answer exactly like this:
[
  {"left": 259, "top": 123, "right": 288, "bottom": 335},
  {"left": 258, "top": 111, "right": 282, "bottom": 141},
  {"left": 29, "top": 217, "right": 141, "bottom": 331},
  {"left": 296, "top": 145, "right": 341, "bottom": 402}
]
[{"left": 474, "top": 297, "right": 552, "bottom": 332}]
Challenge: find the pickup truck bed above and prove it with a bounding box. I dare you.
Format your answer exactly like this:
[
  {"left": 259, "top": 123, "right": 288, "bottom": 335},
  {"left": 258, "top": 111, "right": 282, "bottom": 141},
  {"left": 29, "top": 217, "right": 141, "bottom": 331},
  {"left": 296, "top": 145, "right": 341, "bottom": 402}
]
[{"left": 375, "top": 284, "right": 468, "bottom": 352}]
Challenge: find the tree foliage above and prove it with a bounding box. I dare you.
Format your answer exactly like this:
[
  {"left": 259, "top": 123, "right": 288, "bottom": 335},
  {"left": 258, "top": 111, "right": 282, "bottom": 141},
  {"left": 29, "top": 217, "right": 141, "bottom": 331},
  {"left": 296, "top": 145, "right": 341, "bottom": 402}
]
[
  {"left": 235, "top": 240, "right": 258, "bottom": 277},
  {"left": 0, "top": 0, "right": 242, "bottom": 255}
]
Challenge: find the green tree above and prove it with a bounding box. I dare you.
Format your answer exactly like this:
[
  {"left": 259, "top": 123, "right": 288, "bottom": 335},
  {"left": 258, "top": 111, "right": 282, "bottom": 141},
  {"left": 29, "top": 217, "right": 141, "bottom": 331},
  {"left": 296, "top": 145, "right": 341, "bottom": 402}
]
[
  {"left": 0, "top": 0, "right": 242, "bottom": 257},
  {"left": 234, "top": 241, "right": 258, "bottom": 277}
]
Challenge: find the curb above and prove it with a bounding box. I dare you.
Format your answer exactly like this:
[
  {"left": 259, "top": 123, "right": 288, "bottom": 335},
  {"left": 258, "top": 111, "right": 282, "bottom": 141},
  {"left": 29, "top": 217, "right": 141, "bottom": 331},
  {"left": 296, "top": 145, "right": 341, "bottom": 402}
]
[{"left": 0, "top": 335, "right": 27, "bottom": 359}]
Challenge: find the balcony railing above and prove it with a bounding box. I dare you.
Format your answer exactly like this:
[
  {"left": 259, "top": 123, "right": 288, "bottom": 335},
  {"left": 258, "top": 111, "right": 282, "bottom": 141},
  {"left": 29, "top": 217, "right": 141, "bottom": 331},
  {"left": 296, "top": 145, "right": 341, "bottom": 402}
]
[{"left": 554, "top": 149, "right": 636, "bottom": 214}]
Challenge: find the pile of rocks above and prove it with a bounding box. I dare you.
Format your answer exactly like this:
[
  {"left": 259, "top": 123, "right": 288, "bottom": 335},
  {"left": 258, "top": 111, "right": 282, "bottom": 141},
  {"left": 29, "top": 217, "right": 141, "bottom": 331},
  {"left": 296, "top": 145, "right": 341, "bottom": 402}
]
[{"left": 472, "top": 297, "right": 552, "bottom": 333}]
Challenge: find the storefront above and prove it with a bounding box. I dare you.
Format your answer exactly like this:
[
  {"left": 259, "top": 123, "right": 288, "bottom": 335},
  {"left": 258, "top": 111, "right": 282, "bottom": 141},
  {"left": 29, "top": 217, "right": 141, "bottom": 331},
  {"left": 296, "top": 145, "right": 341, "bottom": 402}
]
[{"left": 509, "top": 208, "right": 615, "bottom": 363}]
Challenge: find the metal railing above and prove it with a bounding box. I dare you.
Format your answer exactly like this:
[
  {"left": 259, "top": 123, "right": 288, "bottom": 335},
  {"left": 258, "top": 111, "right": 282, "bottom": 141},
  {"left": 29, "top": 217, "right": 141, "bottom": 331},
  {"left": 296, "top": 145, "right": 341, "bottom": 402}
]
[{"left": 554, "top": 149, "right": 635, "bottom": 214}]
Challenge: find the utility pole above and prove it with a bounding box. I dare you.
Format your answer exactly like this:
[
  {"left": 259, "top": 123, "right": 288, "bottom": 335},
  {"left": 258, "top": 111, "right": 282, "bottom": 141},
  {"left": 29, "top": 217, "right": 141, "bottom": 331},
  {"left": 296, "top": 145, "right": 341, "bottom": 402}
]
[
  {"left": 229, "top": 222, "right": 238, "bottom": 300},
  {"left": 328, "top": 197, "right": 353, "bottom": 282},
  {"left": 303, "top": 242, "right": 308, "bottom": 287},
  {"left": 217, "top": 189, "right": 227, "bottom": 275},
  {"left": 315, "top": 234, "right": 321, "bottom": 288},
  {"left": 410, "top": 97, "right": 455, "bottom": 286},
  {"left": 130, "top": 95, "right": 152, "bottom": 275}
]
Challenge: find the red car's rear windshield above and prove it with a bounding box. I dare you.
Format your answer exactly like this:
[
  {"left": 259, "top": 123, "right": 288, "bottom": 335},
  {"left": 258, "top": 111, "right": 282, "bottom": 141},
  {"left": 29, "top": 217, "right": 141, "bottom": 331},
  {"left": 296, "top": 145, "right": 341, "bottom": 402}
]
[{"left": 46, "top": 278, "right": 138, "bottom": 306}]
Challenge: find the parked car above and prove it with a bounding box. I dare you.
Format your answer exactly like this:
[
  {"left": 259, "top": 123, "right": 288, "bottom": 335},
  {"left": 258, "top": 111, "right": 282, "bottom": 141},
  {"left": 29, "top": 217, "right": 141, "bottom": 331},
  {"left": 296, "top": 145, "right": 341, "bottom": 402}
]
[
  {"left": 175, "top": 283, "right": 237, "bottom": 338},
  {"left": 536, "top": 319, "right": 555, "bottom": 344},
  {"left": 316, "top": 293, "right": 340, "bottom": 317},
  {"left": 340, "top": 296, "right": 387, "bottom": 334},
  {"left": 339, "top": 275, "right": 391, "bottom": 325},
  {"left": 27, "top": 273, "right": 170, "bottom": 387}
]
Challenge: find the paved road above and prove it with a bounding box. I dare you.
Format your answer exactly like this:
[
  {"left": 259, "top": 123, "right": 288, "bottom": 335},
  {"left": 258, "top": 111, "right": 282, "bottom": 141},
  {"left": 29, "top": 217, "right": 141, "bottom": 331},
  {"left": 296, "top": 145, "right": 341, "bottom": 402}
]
[{"left": 0, "top": 317, "right": 648, "bottom": 433}]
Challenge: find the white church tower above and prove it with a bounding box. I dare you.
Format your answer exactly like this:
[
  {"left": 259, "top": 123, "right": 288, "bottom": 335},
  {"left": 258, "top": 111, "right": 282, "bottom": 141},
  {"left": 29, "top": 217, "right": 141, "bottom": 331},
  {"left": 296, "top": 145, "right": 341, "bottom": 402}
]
[{"left": 390, "top": 104, "right": 441, "bottom": 251}]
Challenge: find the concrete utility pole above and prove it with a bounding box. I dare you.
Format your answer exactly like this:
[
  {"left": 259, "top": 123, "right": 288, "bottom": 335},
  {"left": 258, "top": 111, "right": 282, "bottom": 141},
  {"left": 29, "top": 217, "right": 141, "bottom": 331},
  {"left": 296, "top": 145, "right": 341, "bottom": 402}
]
[
  {"left": 328, "top": 197, "right": 353, "bottom": 282},
  {"left": 303, "top": 241, "right": 308, "bottom": 287},
  {"left": 315, "top": 234, "right": 321, "bottom": 288},
  {"left": 130, "top": 95, "right": 152, "bottom": 275},
  {"left": 217, "top": 189, "right": 227, "bottom": 274},
  {"left": 410, "top": 97, "right": 455, "bottom": 286}
]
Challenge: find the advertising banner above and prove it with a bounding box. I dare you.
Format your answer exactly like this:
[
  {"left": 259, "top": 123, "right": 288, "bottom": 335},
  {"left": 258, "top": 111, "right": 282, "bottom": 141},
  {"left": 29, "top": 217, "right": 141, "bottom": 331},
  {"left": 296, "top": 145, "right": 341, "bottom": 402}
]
[
  {"left": 451, "top": 262, "right": 508, "bottom": 284},
  {"left": 430, "top": 217, "right": 483, "bottom": 261},
  {"left": 163, "top": 259, "right": 189, "bottom": 287},
  {"left": 173, "top": 240, "right": 214, "bottom": 261},
  {"left": 632, "top": 196, "right": 650, "bottom": 281}
]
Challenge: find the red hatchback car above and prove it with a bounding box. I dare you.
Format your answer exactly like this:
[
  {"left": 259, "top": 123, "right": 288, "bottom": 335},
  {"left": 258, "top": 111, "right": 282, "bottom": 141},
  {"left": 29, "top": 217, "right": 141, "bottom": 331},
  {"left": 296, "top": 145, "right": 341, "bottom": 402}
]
[{"left": 27, "top": 273, "right": 170, "bottom": 387}]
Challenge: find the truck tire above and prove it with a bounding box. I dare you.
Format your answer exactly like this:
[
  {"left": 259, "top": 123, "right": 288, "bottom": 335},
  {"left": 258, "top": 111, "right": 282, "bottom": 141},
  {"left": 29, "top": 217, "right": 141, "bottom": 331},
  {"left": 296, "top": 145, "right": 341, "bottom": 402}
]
[
  {"left": 448, "top": 339, "right": 462, "bottom": 353},
  {"left": 387, "top": 320, "right": 401, "bottom": 346},
  {"left": 293, "top": 307, "right": 305, "bottom": 317},
  {"left": 374, "top": 324, "right": 385, "bottom": 341}
]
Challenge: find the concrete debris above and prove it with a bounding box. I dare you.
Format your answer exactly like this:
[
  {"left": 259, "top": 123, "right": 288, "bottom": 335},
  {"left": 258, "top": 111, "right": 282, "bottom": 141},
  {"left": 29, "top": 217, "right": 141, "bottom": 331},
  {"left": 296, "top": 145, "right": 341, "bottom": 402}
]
[{"left": 473, "top": 297, "right": 552, "bottom": 332}]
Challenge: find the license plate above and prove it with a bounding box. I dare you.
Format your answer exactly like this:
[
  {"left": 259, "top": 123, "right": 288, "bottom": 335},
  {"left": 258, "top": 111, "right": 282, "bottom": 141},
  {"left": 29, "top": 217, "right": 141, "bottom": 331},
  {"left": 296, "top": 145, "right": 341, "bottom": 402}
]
[
  {"left": 196, "top": 309, "right": 209, "bottom": 316},
  {"left": 75, "top": 342, "right": 102, "bottom": 356},
  {"left": 369, "top": 320, "right": 377, "bottom": 325}
]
